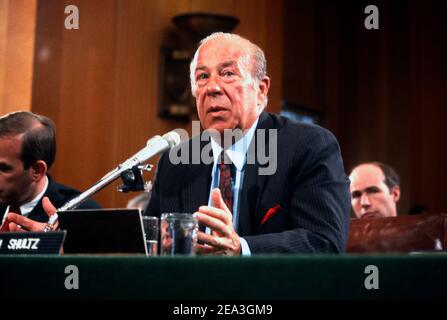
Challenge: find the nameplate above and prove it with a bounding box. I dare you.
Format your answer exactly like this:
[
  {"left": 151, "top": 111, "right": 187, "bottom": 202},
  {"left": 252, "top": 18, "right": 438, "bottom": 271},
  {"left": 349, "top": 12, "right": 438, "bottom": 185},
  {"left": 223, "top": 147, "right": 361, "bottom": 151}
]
[{"left": 0, "top": 231, "right": 66, "bottom": 255}]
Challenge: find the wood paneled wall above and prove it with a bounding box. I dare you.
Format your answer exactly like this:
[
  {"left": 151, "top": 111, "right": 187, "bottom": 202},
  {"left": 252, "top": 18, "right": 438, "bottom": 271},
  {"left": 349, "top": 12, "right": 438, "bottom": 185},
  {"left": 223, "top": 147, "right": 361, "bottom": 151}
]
[
  {"left": 28, "top": 0, "right": 283, "bottom": 208},
  {"left": 283, "top": 0, "right": 447, "bottom": 214},
  {"left": 4, "top": 0, "right": 444, "bottom": 215},
  {"left": 0, "top": 0, "right": 36, "bottom": 114}
]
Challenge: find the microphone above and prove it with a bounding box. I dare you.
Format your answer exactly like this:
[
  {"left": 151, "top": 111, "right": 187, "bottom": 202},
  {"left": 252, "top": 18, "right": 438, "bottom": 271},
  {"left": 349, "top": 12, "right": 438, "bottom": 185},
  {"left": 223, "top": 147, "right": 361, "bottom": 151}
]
[
  {"left": 119, "top": 131, "right": 181, "bottom": 172},
  {"left": 55, "top": 131, "right": 181, "bottom": 214}
]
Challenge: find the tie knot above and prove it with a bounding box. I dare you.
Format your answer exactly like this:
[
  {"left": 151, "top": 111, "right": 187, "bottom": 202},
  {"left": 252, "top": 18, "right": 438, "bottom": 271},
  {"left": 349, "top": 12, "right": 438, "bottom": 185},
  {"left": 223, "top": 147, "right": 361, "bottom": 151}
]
[{"left": 219, "top": 150, "right": 232, "bottom": 165}]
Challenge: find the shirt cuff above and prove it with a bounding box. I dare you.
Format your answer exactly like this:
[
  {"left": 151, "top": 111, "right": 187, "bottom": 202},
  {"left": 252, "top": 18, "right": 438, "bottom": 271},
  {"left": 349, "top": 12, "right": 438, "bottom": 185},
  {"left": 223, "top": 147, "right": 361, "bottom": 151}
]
[{"left": 240, "top": 237, "right": 252, "bottom": 256}]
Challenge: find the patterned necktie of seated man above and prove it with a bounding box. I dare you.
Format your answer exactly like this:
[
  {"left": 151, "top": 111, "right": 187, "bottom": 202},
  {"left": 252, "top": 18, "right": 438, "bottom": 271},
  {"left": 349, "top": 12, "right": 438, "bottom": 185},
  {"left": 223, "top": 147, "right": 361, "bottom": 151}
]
[
  {"left": 0, "top": 206, "right": 21, "bottom": 232},
  {"left": 218, "top": 151, "right": 235, "bottom": 211}
]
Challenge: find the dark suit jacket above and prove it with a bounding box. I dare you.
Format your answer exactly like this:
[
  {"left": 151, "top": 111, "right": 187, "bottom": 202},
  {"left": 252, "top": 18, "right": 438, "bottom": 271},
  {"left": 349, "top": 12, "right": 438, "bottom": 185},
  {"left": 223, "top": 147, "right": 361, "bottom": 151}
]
[
  {"left": 145, "top": 112, "right": 350, "bottom": 253},
  {"left": 0, "top": 175, "right": 101, "bottom": 223}
]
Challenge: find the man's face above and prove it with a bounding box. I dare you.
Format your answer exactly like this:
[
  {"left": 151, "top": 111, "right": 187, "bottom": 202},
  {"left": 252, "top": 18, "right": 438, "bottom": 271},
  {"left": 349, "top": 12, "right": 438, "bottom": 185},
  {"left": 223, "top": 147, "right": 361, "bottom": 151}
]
[
  {"left": 0, "top": 135, "right": 35, "bottom": 206},
  {"left": 349, "top": 164, "right": 400, "bottom": 218},
  {"left": 192, "top": 38, "right": 268, "bottom": 133}
]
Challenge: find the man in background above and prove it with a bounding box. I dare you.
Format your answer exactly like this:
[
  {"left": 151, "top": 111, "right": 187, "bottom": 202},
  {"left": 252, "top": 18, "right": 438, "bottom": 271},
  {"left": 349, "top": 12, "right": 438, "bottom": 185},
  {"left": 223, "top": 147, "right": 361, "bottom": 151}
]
[
  {"left": 349, "top": 162, "right": 400, "bottom": 219},
  {"left": 0, "top": 111, "right": 100, "bottom": 231}
]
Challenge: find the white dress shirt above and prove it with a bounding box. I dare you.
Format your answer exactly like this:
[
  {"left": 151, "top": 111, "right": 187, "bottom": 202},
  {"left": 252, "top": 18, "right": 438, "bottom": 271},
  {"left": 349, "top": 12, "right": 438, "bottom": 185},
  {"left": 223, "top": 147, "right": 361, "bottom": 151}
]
[{"left": 207, "top": 119, "right": 259, "bottom": 256}]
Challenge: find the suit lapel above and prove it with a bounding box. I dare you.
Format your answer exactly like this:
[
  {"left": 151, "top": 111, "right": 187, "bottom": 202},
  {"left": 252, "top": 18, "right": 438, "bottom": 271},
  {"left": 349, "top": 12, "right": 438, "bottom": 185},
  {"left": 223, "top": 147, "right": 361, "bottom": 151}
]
[
  {"left": 238, "top": 163, "right": 267, "bottom": 236},
  {"left": 181, "top": 138, "right": 213, "bottom": 213},
  {"left": 182, "top": 162, "right": 212, "bottom": 212},
  {"left": 238, "top": 112, "right": 273, "bottom": 236}
]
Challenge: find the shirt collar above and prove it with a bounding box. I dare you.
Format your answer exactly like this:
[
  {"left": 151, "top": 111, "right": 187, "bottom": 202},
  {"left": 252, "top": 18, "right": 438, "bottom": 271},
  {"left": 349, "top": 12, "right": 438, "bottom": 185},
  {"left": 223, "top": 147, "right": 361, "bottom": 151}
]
[{"left": 210, "top": 118, "right": 259, "bottom": 172}]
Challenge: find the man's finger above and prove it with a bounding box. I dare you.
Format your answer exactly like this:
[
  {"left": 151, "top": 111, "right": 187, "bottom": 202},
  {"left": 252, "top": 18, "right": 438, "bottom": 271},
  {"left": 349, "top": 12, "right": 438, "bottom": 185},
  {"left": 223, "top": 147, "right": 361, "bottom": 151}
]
[
  {"left": 42, "top": 197, "right": 57, "bottom": 217},
  {"left": 197, "top": 231, "right": 228, "bottom": 249},
  {"left": 197, "top": 205, "right": 231, "bottom": 225},
  {"left": 7, "top": 213, "right": 29, "bottom": 228},
  {"left": 211, "top": 188, "right": 230, "bottom": 213},
  {"left": 196, "top": 243, "right": 219, "bottom": 254},
  {"left": 198, "top": 204, "right": 226, "bottom": 217},
  {"left": 194, "top": 212, "right": 230, "bottom": 236},
  {"left": 196, "top": 244, "right": 229, "bottom": 255},
  {"left": 8, "top": 222, "right": 23, "bottom": 232},
  {"left": 7, "top": 213, "right": 46, "bottom": 232}
]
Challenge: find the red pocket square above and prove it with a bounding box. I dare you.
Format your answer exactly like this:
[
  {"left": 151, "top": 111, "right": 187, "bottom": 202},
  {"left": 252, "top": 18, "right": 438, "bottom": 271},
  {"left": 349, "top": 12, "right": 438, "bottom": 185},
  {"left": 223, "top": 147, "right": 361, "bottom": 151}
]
[{"left": 260, "top": 204, "right": 282, "bottom": 225}]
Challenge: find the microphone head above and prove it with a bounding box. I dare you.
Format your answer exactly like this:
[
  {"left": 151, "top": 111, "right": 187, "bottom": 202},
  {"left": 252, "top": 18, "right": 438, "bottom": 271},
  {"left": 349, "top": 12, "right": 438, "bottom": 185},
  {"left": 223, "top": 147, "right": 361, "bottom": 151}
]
[
  {"left": 145, "top": 135, "right": 163, "bottom": 147},
  {"left": 162, "top": 131, "right": 181, "bottom": 148}
]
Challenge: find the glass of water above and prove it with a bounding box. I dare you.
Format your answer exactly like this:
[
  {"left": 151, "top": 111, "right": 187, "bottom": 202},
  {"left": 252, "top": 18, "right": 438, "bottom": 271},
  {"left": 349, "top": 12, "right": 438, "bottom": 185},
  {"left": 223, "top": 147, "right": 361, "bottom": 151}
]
[
  {"left": 142, "top": 216, "right": 159, "bottom": 256},
  {"left": 160, "top": 213, "right": 198, "bottom": 255}
]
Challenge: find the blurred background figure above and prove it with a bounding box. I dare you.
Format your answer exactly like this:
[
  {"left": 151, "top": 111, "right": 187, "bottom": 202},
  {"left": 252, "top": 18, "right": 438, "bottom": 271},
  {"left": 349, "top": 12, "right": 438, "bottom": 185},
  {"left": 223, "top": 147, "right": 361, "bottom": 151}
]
[
  {"left": 126, "top": 182, "right": 152, "bottom": 211},
  {"left": 349, "top": 162, "right": 400, "bottom": 219}
]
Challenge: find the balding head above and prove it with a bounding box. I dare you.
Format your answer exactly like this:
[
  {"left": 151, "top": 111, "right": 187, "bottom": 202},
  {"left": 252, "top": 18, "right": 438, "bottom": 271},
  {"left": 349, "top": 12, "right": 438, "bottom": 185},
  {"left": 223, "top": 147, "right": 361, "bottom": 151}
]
[{"left": 349, "top": 162, "right": 400, "bottom": 218}]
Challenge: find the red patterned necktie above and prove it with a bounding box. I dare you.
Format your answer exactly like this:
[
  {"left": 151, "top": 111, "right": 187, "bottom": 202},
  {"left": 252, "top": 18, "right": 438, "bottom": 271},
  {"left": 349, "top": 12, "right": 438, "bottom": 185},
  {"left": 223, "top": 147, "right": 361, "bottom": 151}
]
[
  {"left": 218, "top": 151, "right": 234, "bottom": 211},
  {"left": 0, "top": 206, "right": 21, "bottom": 232}
]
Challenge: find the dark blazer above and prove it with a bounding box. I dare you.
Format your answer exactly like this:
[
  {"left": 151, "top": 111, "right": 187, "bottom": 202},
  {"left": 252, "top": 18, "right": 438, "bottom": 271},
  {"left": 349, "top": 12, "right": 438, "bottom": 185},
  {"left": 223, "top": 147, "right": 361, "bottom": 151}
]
[
  {"left": 0, "top": 175, "right": 101, "bottom": 223},
  {"left": 145, "top": 112, "right": 350, "bottom": 253}
]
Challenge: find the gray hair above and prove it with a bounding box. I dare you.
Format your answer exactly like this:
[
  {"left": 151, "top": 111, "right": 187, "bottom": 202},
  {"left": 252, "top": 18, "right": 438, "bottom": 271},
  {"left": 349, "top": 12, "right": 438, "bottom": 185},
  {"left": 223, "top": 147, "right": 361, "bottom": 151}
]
[{"left": 189, "top": 32, "right": 267, "bottom": 103}]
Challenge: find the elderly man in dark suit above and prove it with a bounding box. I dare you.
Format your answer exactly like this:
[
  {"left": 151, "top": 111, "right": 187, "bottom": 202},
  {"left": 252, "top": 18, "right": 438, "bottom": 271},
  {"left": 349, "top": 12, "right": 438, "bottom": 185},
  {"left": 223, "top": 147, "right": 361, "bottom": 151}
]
[
  {"left": 0, "top": 111, "right": 100, "bottom": 231},
  {"left": 145, "top": 33, "right": 350, "bottom": 255}
]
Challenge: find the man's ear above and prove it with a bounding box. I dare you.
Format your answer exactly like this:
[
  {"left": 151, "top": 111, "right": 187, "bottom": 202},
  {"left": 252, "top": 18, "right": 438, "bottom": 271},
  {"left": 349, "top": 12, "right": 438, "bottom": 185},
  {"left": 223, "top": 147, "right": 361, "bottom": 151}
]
[
  {"left": 30, "top": 160, "right": 48, "bottom": 182},
  {"left": 391, "top": 186, "right": 401, "bottom": 203},
  {"left": 257, "top": 75, "right": 270, "bottom": 106}
]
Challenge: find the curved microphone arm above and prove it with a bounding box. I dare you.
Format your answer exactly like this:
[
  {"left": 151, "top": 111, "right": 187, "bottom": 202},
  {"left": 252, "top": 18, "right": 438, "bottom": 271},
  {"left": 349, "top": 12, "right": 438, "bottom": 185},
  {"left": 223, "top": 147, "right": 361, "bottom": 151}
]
[
  {"left": 58, "top": 166, "right": 126, "bottom": 212},
  {"left": 43, "top": 131, "right": 181, "bottom": 232},
  {"left": 44, "top": 165, "right": 142, "bottom": 232},
  {"left": 44, "top": 165, "right": 131, "bottom": 232}
]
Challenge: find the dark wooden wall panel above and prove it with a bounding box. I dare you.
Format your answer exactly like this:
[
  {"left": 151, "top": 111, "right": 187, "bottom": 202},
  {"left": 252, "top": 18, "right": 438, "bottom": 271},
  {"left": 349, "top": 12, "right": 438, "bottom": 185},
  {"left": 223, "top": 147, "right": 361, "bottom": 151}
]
[{"left": 283, "top": 0, "right": 447, "bottom": 214}]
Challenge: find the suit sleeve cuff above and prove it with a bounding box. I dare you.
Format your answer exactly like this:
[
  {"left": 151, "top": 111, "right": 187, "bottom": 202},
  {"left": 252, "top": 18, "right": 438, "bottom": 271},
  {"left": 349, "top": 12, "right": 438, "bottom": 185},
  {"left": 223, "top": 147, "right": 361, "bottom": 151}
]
[{"left": 240, "top": 237, "right": 252, "bottom": 256}]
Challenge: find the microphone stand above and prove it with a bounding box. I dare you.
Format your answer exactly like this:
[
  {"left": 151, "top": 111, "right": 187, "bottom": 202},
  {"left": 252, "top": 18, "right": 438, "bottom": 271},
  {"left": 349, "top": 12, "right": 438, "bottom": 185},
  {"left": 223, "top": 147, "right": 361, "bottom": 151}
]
[
  {"left": 60, "top": 167, "right": 137, "bottom": 211},
  {"left": 43, "top": 131, "right": 180, "bottom": 232},
  {"left": 43, "top": 164, "right": 153, "bottom": 232}
]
